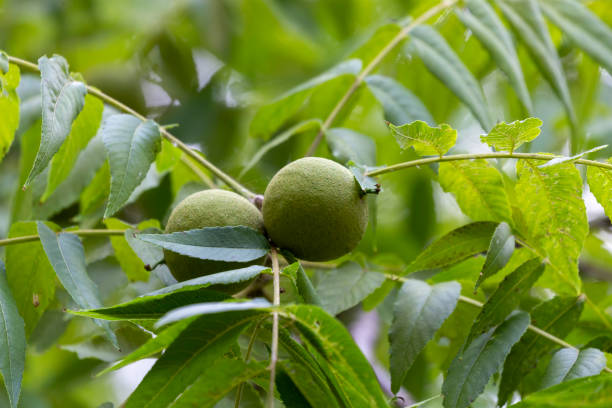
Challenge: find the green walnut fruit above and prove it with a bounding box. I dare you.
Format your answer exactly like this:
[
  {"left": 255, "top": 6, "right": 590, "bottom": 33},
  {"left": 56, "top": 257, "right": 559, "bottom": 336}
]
[
  {"left": 263, "top": 157, "right": 368, "bottom": 261},
  {"left": 164, "top": 189, "right": 265, "bottom": 285}
]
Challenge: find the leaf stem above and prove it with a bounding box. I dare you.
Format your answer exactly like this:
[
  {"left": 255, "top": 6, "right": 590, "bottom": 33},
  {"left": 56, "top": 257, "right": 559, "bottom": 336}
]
[
  {"left": 304, "top": 0, "right": 459, "bottom": 156},
  {"left": 365, "top": 152, "right": 612, "bottom": 177},
  {"left": 235, "top": 318, "right": 264, "bottom": 408},
  {"left": 7, "top": 55, "right": 256, "bottom": 200},
  {"left": 0, "top": 229, "right": 126, "bottom": 247},
  {"left": 268, "top": 247, "right": 281, "bottom": 407},
  {"left": 384, "top": 273, "right": 612, "bottom": 373}
]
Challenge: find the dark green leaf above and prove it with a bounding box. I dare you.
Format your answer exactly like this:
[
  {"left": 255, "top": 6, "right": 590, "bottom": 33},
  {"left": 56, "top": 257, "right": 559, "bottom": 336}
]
[
  {"left": 124, "top": 312, "right": 261, "bottom": 408},
  {"left": 498, "top": 296, "right": 585, "bottom": 405},
  {"left": 101, "top": 114, "right": 161, "bottom": 217},
  {"left": 540, "top": 348, "right": 606, "bottom": 389},
  {"left": 5, "top": 222, "right": 56, "bottom": 337},
  {"left": 138, "top": 226, "right": 270, "bottom": 262},
  {"left": 316, "top": 261, "right": 385, "bottom": 315},
  {"left": 349, "top": 163, "right": 380, "bottom": 195},
  {"left": 389, "top": 280, "right": 460, "bottom": 393},
  {"left": 475, "top": 222, "right": 515, "bottom": 290},
  {"left": 281, "top": 252, "right": 322, "bottom": 306},
  {"left": 365, "top": 75, "right": 434, "bottom": 125},
  {"left": 37, "top": 222, "right": 118, "bottom": 347},
  {"left": 480, "top": 118, "right": 542, "bottom": 153},
  {"left": 0, "top": 63, "right": 20, "bottom": 164},
  {"left": 540, "top": 0, "right": 612, "bottom": 75},
  {"left": 276, "top": 369, "right": 312, "bottom": 408},
  {"left": 326, "top": 128, "right": 376, "bottom": 166},
  {"left": 515, "top": 160, "right": 588, "bottom": 294},
  {"left": 280, "top": 305, "right": 388, "bottom": 407},
  {"left": 406, "top": 222, "right": 497, "bottom": 274},
  {"left": 587, "top": 160, "right": 612, "bottom": 223},
  {"left": 438, "top": 159, "right": 513, "bottom": 223},
  {"left": 409, "top": 25, "right": 492, "bottom": 130},
  {"left": 442, "top": 312, "right": 530, "bottom": 408},
  {"left": 389, "top": 120, "right": 457, "bottom": 156},
  {"left": 468, "top": 258, "right": 544, "bottom": 344},
  {"left": 511, "top": 374, "right": 612, "bottom": 407},
  {"left": 457, "top": 0, "right": 532, "bottom": 112},
  {"left": 155, "top": 298, "right": 270, "bottom": 327},
  {"left": 0, "top": 261, "right": 25, "bottom": 408},
  {"left": 25, "top": 55, "right": 87, "bottom": 186}
]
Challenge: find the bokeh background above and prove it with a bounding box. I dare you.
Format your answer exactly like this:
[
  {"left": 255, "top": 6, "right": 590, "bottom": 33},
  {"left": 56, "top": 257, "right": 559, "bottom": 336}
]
[{"left": 1, "top": 0, "right": 612, "bottom": 406}]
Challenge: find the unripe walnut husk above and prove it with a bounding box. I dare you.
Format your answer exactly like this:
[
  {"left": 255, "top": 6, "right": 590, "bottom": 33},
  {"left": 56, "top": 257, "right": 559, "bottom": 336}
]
[
  {"left": 164, "top": 189, "right": 265, "bottom": 289},
  {"left": 263, "top": 157, "right": 368, "bottom": 261}
]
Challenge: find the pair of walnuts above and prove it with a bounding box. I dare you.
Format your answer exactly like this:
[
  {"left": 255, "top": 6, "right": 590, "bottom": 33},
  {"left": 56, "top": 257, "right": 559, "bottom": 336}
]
[{"left": 164, "top": 157, "right": 369, "bottom": 283}]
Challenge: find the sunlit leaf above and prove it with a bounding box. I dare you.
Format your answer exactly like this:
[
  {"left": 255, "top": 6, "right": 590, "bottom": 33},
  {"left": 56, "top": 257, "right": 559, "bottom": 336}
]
[
  {"left": 409, "top": 25, "right": 493, "bottom": 130},
  {"left": 138, "top": 226, "right": 270, "bottom": 262},
  {"left": 475, "top": 222, "right": 515, "bottom": 290},
  {"left": 538, "top": 145, "right": 607, "bottom": 168},
  {"left": 438, "top": 159, "right": 513, "bottom": 223},
  {"left": 512, "top": 374, "right": 612, "bottom": 407},
  {"left": 480, "top": 118, "right": 542, "bottom": 153},
  {"left": 389, "top": 280, "right": 460, "bottom": 393},
  {"left": 0, "top": 63, "right": 20, "bottom": 164},
  {"left": 281, "top": 253, "right": 322, "bottom": 306},
  {"left": 389, "top": 120, "right": 456, "bottom": 156},
  {"left": 442, "top": 312, "right": 530, "bottom": 408},
  {"left": 0, "top": 261, "right": 25, "bottom": 408},
  {"left": 101, "top": 114, "right": 161, "bottom": 217},
  {"left": 498, "top": 296, "right": 585, "bottom": 405},
  {"left": 25, "top": 55, "right": 87, "bottom": 186},
  {"left": 540, "top": 348, "right": 606, "bottom": 389},
  {"left": 586, "top": 161, "right": 612, "bottom": 223}
]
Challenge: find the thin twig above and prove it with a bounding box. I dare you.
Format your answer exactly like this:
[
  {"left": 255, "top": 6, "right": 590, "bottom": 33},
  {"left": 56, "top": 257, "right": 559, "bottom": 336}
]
[
  {"left": 0, "top": 229, "right": 126, "bottom": 247},
  {"left": 385, "top": 273, "right": 612, "bottom": 373},
  {"left": 304, "top": 0, "right": 459, "bottom": 156},
  {"left": 365, "top": 152, "right": 612, "bottom": 177},
  {"left": 7, "top": 55, "right": 256, "bottom": 200},
  {"left": 268, "top": 247, "right": 281, "bottom": 407}
]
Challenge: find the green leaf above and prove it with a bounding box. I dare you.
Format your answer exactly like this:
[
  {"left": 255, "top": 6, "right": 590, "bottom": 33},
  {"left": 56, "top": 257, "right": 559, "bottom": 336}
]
[
  {"left": 98, "top": 318, "right": 197, "bottom": 376},
  {"left": 365, "top": 75, "right": 434, "bottom": 125},
  {"left": 587, "top": 161, "right": 612, "bottom": 223},
  {"left": 25, "top": 55, "right": 87, "bottom": 186},
  {"left": 42, "top": 94, "right": 103, "bottom": 200},
  {"left": 5, "top": 221, "right": 56, "bottom": 337},
  {"left": 475, "top": 222, "right": 515, "bottom": 290},
  {"left": 326, "top": 128, "right": 376, "bottom": 166},
  {"left": 511, "top": 374, "right": 612, "bottom": 407},
  {"left": 80, "top": 160, "right": 110, "bottom": 216},
  {"left": 124, "top": 312, "right": 261, "bottom": 408},
  {"left": 36, "top": 222, "right": 118, "bottom": 348},
  {"left": 276, "top": 369, "right": 312, "bottom": 408},
  {"left": 498, "top": 296, "right": 585, "bottom": 405},
  {"left": 406, "top": 222, "right": 497, "bottom": 274},
  {"left": 156, "top": 299, "right": 271, "bottom": 328},
  {"left": 0, "top": 51, "right": 8, "bottom": 74},
  {"left": 540, "top": 348, "right": 606, "bottom": 389},
  {"left": 155, "top": 138, "right": 182, "bottom": 173},
  {"left": 442, "top": 312, "right": 530, "bottom": 408},
  {"left": 409, "top": 25, "right": 493, "bottom": 131},
  {"left": 480, "top": 118, "right": 542, "bottom": 153},
  {"left": 538, "top": 145, "right": 608, "bottom": 168},
  {"left": 70, "top": 289, "right": 229, "bottom": 322},
  {"left": 240, "top": 119, "right": 321, "bottom": 178},
  {"left": 515, "top": 160, "right": 588, "bottom": 294},
  {"left": 280, "top": 305, "right": 388, "bottom": 407},
  {"left": 101, "top": 114, "right": 161, "bottom": 217},
  {"left": 457, "top": 0, "right": 532, "bottom": 112},
  {"left": 281, "top": 253, "right": 322, "bottom": 306},
  {"left": 250, "top": 59, "right": 361, "bottom": 140},
  {"left": 349, "top": 23, "right": 402, "bottom": 67},
  {"left": 171, "top": 359, "right": 267, "bottom": 408},
  {"left": 0, "top": 63, "right": 20, "bottom": 164},
  {"left": 389, "top": 280, "right": 461, "bottom": 393},
  {"left": 316, "top": 261, "right": 386, "bottom": 315},
  {"left": 349, "top": 163, "right": 380, "bottom": 195},
  {"left": 438, "top": 159, "right": 513, "bottom": 223},
  {"left": 0, "top": 261, "right": 25, "bottom": 408},
  {"left": 496, "top": 0, "right": 575, "bottom": 127},
  {"left": 389, "top": 120, "right": 456, "bottom": 156},
  {"left": 138, "top": 226, "right": 270, "bottom": 262},
  {"left": 540, "top": 0, "right": 612, "bottom": 75},
  {"left": 467, "top": 258, "right": 544, "bottom": 344}
]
